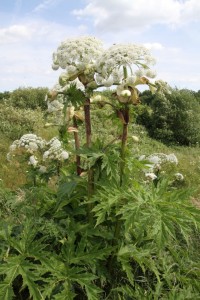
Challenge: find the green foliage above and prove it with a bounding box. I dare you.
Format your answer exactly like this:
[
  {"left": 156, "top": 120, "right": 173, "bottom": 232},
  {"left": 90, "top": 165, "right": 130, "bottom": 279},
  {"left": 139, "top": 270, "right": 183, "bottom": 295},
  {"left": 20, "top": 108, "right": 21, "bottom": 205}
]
[
  {"left": 0, "top": 91, "right": 10, "bottom": 102},
  {"left": 64, "top": 83, "right": 86, "bottom": 108},
  {"left": 0, "top": 103, "right": 45, "bottom": 140},
  {"left": 91, "top": 179, "right": 200, "bottom": 298},
  {"left": 0, "top": 184, "right": 108, "bottom": 299},
  {"left": 8, "top": 87, "right": 48, "bottom": 110},
  {"left": 1, "top": 176, "right": 200, "bottom": 299},
  {"left": 137, "top": 89, "right": 200, "bottom": 145}
]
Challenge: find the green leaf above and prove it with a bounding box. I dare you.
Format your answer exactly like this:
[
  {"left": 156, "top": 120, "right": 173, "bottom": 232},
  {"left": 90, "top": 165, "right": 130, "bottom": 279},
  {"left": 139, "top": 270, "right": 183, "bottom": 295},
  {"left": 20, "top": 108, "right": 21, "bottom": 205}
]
[
  {"left": 0, "top": 256, "right": 20, "bottom": 280},
  {"left": 84, "top": 284, "right": 102, "bottom": 300},
  {"left": 19, "top": 262, "right": 44, "bottom": 300},
  {"left": 58, "top": 180, "right": 77, "bottom": 200},
  {"left": 0, "top": 282, "right": 14, "bottom": 300},
  {"left": 65, "top": 83, "right": 85, "bottom": 108}
]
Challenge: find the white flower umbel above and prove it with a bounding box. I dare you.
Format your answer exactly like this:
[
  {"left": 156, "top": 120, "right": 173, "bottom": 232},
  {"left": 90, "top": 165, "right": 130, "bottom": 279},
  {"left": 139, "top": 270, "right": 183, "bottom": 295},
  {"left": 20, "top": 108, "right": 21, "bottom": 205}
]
[
  {"left": 174, "top": 172, "right": 184, "bottom": 181},
  {"left": 167, "top": 153, "right": 178, "bottom": 165},
  {"left": 147, "top": 153, "right": 178, "bottom": 166},
  {"left": 139, "top": 152, "right": 178, "bottom": 176},
  {"left": 9, "top": 134, "right": 46, "bottom": 155},
  {"left": 52, "top": 36, "right": 104, "bottom": 85},
  {"left": 145, "top": 172, "right": 157, "bottom": 181},
  {"left": 97, "top": 43, "right": 156, "bottom": 85},
  {"left": 60, "top": 151, "right": 69, "bottom": 160},
  {"left": 47, "top": 100, "right": 64, "bottom": 113},
  {"left": 43, "top": 137, "right": 69, "bottom": 162},
  {"left": 28, "top": 155, "right": 38, "bottom": 167}
]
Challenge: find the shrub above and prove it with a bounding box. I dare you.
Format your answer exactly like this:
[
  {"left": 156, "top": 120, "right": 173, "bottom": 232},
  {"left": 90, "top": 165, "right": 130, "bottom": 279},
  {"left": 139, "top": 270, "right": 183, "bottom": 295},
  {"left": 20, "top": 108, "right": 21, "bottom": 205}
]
[
  {"left": 137, "top": 89, "right": 200, "bottom": 145},
  {"left": 8, "top": 87, "right": 48, "bottom": 110},
  {"left": 0, "top": 91, "right": 10, "bottom": 102},
  {"left": 0, "top": 103, "right": 45, "bottom": 140}
]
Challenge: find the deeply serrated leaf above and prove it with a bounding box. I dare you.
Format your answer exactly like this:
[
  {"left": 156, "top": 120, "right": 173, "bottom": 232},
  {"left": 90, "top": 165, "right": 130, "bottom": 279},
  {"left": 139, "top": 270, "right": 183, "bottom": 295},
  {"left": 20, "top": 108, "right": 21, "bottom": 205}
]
[{"left": 0, "top": 282, "right": 14, "bottom": 300}]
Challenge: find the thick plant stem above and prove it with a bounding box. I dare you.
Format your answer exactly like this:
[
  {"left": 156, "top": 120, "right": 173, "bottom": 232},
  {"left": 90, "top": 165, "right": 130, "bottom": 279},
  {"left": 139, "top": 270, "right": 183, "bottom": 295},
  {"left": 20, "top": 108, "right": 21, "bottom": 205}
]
[
  {"left": 72, "top": 116, "right": 82, "bottom": 176},
  {"left": 119, "top": 106, "right": 129, "bottom": 186},
  {"left": 108, "top": 106, "right": 130, "bottom": 277},
  {"left": 84, "top": 98, "right": 94, "bottom": 221},
  {"left": 84, "top": 98, "right": 92, "bottom": 148},
  {"left": 116, "top": 69, "right": 129, "bottom": 242},
  {"left": 120, "top": 122, "right": 128, "bottom": 186},
  {"left": 117, "top": 106, "right": 129, "bottom": 240}
]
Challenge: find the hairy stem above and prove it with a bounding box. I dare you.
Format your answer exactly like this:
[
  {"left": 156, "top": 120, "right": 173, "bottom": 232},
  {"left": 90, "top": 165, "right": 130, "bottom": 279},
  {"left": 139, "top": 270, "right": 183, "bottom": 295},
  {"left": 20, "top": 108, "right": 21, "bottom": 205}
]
[
  {"left": 84, "top": 98, "right": 92, "bottom": 148},
  {"left": 72, "top": 116, "right": 82, "bottom": 176},
  {"left": 108, "top": 106, "right": 130, "bottom": 277},
  {"left": 119, "top": 106, "right": 129, "bottom": 186},
  {"left": 84, "top": 98, "right": 94, "bottom": 221}
]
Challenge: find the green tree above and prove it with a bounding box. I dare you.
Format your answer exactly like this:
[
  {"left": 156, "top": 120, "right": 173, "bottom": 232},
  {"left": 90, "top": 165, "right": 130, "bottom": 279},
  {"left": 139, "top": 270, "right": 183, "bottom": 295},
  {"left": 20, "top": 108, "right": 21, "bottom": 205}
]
[{"left": 137, "top": 89, "right": 200, "bottom": 145}]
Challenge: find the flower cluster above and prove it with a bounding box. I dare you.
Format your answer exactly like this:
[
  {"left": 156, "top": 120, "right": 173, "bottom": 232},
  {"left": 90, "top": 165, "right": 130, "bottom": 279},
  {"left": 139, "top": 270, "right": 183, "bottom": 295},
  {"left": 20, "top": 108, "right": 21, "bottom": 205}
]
[
  {"left": 43, "top": 137, "right": 69, "bottom": 162},
  {"left": 8, "top": 134, "right": 46, "bottom": 155},
  {"left": 45, "top": 80, "right": 85, "bottom": 126},
  {"left": 140, "top": 153, "right": 178, "bottom": 167},
  {"left": 139, "top": 153, "right": 178, "bottom": 181},
  {"left": 47, "top": 99, "right": 64, "bottom": 113},
  {"left": 52, "top": 36, "right": 104, "bottom": 86},
  {"left": 52, "top": 37, "right": 159, "bottom": 96},
  {"left": 29, "top": 155, "right": 38, "bottom": 167},
  {"left": 8, "top": 135, "right": 69, "bottom": 169},
  {"left": 174, "top": 172, "right": 184, "bottom": 181},
  {"left": 145, "top": 172, "right": 158, "bottom": 181},
  {"left": 96, "top": 43, "right": 156, "bottom": 87}
]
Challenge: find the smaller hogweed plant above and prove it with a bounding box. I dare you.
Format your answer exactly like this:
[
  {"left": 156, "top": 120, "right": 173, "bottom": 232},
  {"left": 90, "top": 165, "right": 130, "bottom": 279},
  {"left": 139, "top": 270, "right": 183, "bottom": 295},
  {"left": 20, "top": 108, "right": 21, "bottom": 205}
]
[
  {"left": 1, "top": 36, "right": 200, "bottom": 300},
  {"left": 138, "top": 152, "right": 183, "bottom": 184}
]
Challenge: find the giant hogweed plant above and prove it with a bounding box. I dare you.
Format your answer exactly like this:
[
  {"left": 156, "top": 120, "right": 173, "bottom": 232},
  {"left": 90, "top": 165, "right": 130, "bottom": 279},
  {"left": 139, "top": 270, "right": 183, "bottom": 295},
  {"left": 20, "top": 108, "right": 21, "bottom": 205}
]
[{"left": 1, "top": 36, "right": 200, "bottom": 299}]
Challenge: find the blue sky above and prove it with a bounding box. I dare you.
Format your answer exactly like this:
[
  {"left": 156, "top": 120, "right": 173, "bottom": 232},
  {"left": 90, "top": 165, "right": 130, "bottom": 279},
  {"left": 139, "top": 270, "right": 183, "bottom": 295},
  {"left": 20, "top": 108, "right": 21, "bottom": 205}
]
[{"left": 0, "top": 0, "right": 200, "bottom": 92}]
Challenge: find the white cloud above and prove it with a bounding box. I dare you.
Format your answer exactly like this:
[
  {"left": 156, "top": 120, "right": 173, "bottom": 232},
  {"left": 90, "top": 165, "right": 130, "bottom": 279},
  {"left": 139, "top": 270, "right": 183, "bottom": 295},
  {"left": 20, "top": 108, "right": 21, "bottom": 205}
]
[
  {"left": 73, "top": 0, "right": 181, "bottom": 32},
  {"left": 0, "top": 25, "right": 30, "bottom": 44},
  {"left": 0, "top": 19, "right": 87, "bottom": 91},
  {"left": 33, "top": 0, "right": 59, "bottom": 13},
  {"left": 181, "top": 0, "right": 200, "bottom": 22},
  {"left": 73, "top": 0, "right": 200, "bottom": 33},
  {"left": 143, "top": 43, "right": 164, "bottom": 50},
  {"left": 0, "top": 19, "right": 87, "bottom": 45}
]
